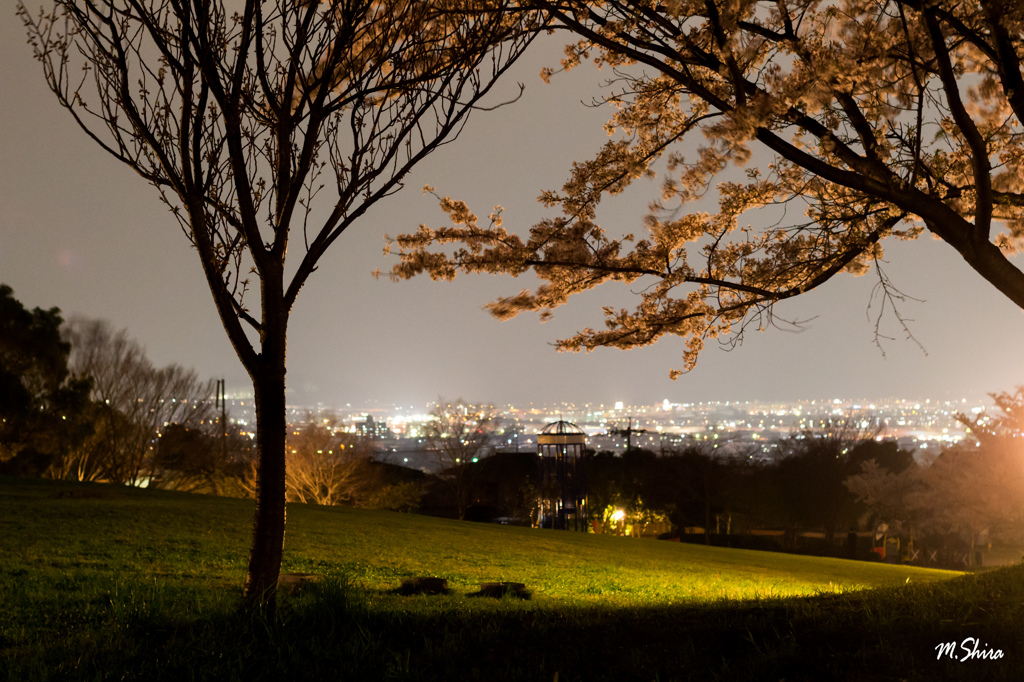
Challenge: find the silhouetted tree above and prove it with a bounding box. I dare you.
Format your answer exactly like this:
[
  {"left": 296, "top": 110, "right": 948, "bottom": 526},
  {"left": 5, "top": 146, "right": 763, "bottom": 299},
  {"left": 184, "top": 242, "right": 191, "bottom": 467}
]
[
  {"left": 0, "top": 285, "right": 92, "bottom": 476},
  {"left": 154, "top": 419, "right": 253, "bottom": 494},
  {"left": 655, "top": 447, "right": 722, "bottom": 542},
  {"left": 585, "top": 450, "right": 632, "bottom": 519},
  {"left": 462, "top": 451, "right": 538, "bottom": 522},
  {"left": 775, "top": 422, "right": 885, "bottom": 543},
  {"left": 155, "top": 423, "right": 221, "bottom": 492},
  {"left": 21, "top": 0, "right": 543, "bottom": 601}
]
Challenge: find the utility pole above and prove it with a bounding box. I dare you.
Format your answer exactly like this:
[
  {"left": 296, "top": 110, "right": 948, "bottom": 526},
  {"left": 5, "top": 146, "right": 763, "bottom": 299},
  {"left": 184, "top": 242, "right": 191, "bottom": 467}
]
[
  {"left": 608, "top": 417, "right": 648, "bottom": 453},
  {"left": 215, "top": 379, "right": 227, "bottom": 461}
]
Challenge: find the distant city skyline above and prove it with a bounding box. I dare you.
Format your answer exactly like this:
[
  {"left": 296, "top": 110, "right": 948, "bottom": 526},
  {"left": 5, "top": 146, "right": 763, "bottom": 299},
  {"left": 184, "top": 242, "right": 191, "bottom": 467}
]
[
  {"left": 245, "top": 394, "right": 991, "bottom": 437},
  {"left": 3, "top": 14, "right": 1024, "bottom": 410},
  {"left": 262, "top": 394, "right": 993, "bottom": 415},
  {"left": 232, "top": 395, "right": 983, "bottom": 473}
]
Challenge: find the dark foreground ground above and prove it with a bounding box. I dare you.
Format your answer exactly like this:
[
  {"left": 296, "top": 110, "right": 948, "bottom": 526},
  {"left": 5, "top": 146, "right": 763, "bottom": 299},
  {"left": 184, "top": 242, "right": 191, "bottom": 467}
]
[{"left": 5, "top": 569, "right": 1023, "bottom": 682}]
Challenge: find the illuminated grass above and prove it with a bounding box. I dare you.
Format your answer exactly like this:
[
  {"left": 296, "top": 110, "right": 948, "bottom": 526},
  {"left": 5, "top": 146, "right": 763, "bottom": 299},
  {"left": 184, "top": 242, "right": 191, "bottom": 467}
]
[
  {"left": 3, "top": 477, "right": 1020, "bottom": 681},
  {"left": 287, "top": 506, "right": 958, "bottom": 604},
  {"left": 1, "top": 476, "right": 952, "bottom": 606}
]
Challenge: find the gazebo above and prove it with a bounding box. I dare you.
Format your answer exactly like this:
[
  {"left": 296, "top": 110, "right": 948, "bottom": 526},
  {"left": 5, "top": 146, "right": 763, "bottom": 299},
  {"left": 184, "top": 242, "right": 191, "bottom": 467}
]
[{"left": 537, "top": 420, "right": 588, "bottom": 531}]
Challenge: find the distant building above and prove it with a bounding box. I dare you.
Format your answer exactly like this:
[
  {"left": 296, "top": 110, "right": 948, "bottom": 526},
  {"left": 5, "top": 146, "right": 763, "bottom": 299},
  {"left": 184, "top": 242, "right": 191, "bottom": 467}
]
[{"left": 356, "top": 414, "right": 391, "bottom": 440}]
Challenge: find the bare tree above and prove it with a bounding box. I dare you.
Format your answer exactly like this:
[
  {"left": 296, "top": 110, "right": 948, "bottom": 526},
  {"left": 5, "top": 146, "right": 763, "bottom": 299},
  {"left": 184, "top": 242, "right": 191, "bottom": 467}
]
[
  {"left": 236, "top": 414, "right": 414, "bottom": 507},
  {"left": 21, "top": 0, "right": 543, "bottom": 599},
  {"left": 285, "top": 414, "right": 375, "bottom": 506},
  {"left": 63, "top": 319, "right": 216, "bottom": 485},
  {"left": 424, "top": 399, "right": 498, "bottom": 519}
]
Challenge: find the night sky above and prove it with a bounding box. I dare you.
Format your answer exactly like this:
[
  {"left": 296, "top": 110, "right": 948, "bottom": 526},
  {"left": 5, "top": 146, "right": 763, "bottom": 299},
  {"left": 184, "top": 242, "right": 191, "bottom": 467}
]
[{"left": 3, "top": 10, "right": 1023, "bottom": 409}]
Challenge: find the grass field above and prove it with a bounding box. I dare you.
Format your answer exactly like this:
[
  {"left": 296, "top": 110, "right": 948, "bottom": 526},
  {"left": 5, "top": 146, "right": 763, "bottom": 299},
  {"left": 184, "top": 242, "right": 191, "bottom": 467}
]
[{"left": 2, "top": 476, "right": 1022, "bottom": 680}]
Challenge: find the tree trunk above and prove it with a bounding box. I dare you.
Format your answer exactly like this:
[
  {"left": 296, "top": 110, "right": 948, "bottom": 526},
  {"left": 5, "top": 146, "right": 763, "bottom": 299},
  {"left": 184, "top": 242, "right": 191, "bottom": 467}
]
[
  {"left": 243, "top": 282, "right": 289, "bottom": 603},
  {"left": 244, "top": 358, "right": 288, "bottom": 600}
]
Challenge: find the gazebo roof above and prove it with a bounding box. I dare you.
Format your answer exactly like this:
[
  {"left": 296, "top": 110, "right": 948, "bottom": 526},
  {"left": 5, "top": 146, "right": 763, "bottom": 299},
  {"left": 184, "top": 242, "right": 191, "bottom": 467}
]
[
  {"left": 538, "top": 420, "right": 587, "bottom": 447},
  {"left": 540, "top": 420, "right": 585, "bottom": 435}
]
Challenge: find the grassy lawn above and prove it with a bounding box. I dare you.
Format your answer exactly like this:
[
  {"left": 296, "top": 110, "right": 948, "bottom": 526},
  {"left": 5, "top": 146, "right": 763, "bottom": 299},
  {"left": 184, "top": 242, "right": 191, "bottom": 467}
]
[{"left": 2, "top": 477, "right": 1021, "bottom": 680}]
